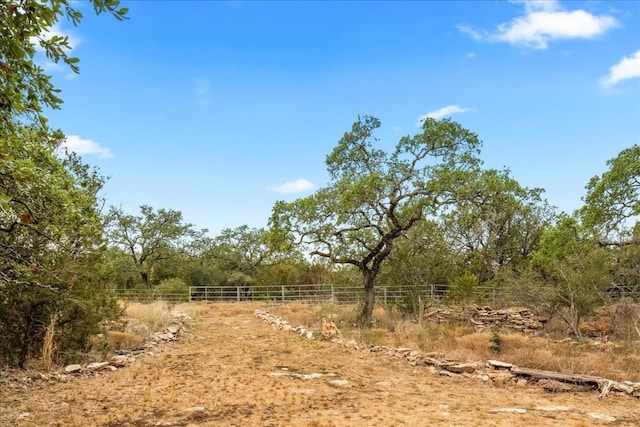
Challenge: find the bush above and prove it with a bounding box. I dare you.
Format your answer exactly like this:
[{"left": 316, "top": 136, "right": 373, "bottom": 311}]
[
  {"left": 445, "top": 271, "right": 481, "bottom": 304},
  {"left": 156, "top": 277, "right": 189, "bottom": 299}
]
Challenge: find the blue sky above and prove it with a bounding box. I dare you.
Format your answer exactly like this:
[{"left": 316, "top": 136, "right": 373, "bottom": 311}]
[{"left": 45, "top": 0, "right": 640, "bottom": 234}]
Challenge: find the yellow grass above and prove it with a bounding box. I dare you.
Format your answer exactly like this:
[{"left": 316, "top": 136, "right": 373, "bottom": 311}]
[
  {"left": 123, "top": 301, "right": 173, "bottom": 333},
  {"left": 106, "top": 331, "right": 145, "bottom": 350},
  {"left": 267, "top": 302, "right": 640, "bottom": 382}
]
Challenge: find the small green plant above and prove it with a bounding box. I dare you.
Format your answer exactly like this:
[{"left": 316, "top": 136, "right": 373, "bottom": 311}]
[
  {"left": 489, "top": 329, "right": 503, "bottom": 355},
  {"left": 445, "top": 271, "right": 481, "bottom": 304}
]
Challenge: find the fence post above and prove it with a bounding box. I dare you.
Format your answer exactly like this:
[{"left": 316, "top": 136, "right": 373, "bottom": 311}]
[
  {"left": 188, "top": 287, "right": 192, "bottom": 303},
  {"left": 237, "top": 286, "right": 240, "bottom": 302},
  {"left": 430, "top": 283, "right": 435, "bottom": 300},
  {"left": 331, "top": 284, "right": 335, "bottom": 303},
  {"left": 383, "top": 287, "right": 387, "bottom": 305},
  {"left": 281, "top": 285, "right": 285, "bottom": 304}
]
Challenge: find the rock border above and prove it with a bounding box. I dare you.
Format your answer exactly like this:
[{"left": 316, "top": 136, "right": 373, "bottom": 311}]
[{"left": 253, "top": 309, "right": 640, "bottom": 399}]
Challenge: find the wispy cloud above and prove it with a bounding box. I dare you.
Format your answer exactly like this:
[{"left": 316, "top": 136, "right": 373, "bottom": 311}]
[
  {"left": 458, "top": 0, "right": 618, "bottom": 50},
  {"left": 61, "top": 135, "right": 113, "bottom": 159},
  {"left": 193, "top": 78, "right": 213, "bottom": 106},
  {"left": 600, "top": 50, "right": 640, "bottom": 88},
  {"left": 193, "top": 78, "right": 211, "bottom": 96},
  {"left": 269, "top": 179, "right": 314, "bottom": 194},
  {"left": 417, "top": 105, "right": 472, "bottom": 125}
]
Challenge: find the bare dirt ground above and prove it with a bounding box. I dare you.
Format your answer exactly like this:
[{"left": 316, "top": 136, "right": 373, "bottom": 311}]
[{"left": 1, "top": 303, "right": 639, "bottom": 427}]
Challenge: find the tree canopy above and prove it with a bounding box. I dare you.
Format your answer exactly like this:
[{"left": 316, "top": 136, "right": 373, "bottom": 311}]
[
  {"left": 0, "top": 0, "right": 127, "bottom": 129},
  {"left": 106, "top": 205, "right": 206, "bottom": 287},
  {"left": 270, "top": 116, "right": 482, "bottom": 324},
  {"left": 580, "top": 145, "right": 639, "bottom": 244}
]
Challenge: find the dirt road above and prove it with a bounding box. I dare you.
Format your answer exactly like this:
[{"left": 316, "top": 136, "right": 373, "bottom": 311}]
[{"left": 1, "top": 304, "right": 639, "bottom": 426}]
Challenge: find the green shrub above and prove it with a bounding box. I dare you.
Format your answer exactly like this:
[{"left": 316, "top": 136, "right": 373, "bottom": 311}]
[
  {"left": 445, "top": 271, "right": 481, "bottom": 304},
  {"left": 156, "top": 277, "right": 189, "bottom": 300}
]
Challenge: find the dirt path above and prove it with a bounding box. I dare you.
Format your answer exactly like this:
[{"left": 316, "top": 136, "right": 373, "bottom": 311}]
[{"left": 1, "top": 304, "right": 639, "bottom": 426}]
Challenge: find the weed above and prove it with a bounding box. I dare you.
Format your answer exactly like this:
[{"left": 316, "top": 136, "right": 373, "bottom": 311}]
[{"left": 489, "top": 330, "right": 503, "bottom": 355}]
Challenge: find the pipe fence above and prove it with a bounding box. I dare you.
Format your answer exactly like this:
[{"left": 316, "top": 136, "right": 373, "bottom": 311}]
[{"left": 113, "top": 283, "right": 640, "bottom": 306}]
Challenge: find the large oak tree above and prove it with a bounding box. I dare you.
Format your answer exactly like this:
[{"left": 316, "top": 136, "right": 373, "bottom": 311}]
[{"left": 270, "top": 116, "right": 482, "bottom": 324}]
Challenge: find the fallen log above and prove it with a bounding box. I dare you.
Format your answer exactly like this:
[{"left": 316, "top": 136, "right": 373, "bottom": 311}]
[{"left": 510, "top": 366, "right": 634, "bottom": 398}]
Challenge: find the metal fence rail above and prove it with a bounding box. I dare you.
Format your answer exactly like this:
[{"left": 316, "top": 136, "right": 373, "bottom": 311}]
[
  {"left": 114, "top": 283, "right": 453, "bottom": 305},
  {"left": 112, "top": 283, "right": 640, "bottom": 306}
]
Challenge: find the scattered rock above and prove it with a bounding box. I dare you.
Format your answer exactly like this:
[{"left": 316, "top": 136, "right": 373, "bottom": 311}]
[
  {"left": 328, "top": 379, "right": 350, "bottom": 387},
  {"left": 184, "top": 406, "right": 205, "bottom": 413},
  {"left": 64, "top": 364, "right": 82, "bottom": 374},
  {"left": 16, "top": 412, "right": 32, "bottom": 421},
  {"left": 86, "top": 362, "right": 110, "bottom": 371},
  {"left": 443, "top": 363, "right": 477, "bottom": 374},
  {"left": 487, "top": 359, "right": 513, "bottom": 369},
  {"left": 587, "top": 413, "right": 616, "bottom": 422},
  {"left": 488, "top": 408, "right": 527, "bottom": 414},
  {"left": 535, "top": 406, "right": 570, "bottom": 412}
]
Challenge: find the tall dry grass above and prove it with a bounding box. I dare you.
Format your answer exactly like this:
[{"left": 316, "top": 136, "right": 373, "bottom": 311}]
[
  {"left": 40, "top": 312, "right": 58, "bottom": 371},
  {"left": 272, "top": 302, "right": 640, "bottom": 382},
  {"left": 123, "top": 301, "right": 173, "bottom": 333}
]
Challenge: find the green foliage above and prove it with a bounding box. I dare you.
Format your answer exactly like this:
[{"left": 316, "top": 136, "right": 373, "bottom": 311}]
[
  {"left": 254, "top": 263, "right": 302, "bottom": 287},
  {"left": 580, "top": 145, "right": 639, "bottom": 242},
  {"left": 270, "top": 116, "right": 482, "bottom": 325},
  {"left": 443, "top": 168, "right": 552, "bottom": 284},
  {"left": 445, "top": 271, "right": 481, "bottom": 304},
  {"left": 156, "top": 277, "right": 189, "bottom": 299},
  {"left": 211, "top": 225, "right": 272, "bottom": 275},
  {"left": 106, "top": 205, "right": 207, "bottom": 287},
  {"left": 533, "top": 218, "right": 611, "bottom": 336},
  {"left": 489, "top": 330, "right": 503, "bottom": 355},
  {"left": 0, "top": 1, "right": 127, "bottom": 367},
  {"left": 0, "top": 0, "right": 127, "bottom": 130},
  {"left": 0, "top": 127, "right": 116, "bottom": 366}
]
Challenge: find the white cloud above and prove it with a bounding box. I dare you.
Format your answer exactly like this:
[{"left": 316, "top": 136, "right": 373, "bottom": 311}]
[
  {"left": 270, "top": 179, "right": 314, "bottom": 194},
  {"left": 458, "top": 0, "right": 618, "bottom": 50},
  {"left": 61, "top": 135, "right": 113, "bottom": 159},
  {"left": 417, "top": 105, "right": 472, "bottom": 125},
  {"left": 193, "top": 78, "right": 211, "bottom": 96},
  {"left": 600, "top": 50, "right": 640, "bottom": 88},
  {"left": 466, "top": 52, "right": 477, "bottom": 59}
]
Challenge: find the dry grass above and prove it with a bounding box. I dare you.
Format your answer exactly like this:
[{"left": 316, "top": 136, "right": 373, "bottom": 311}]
[
  {"left": 3, "top": 302, "right": 639, "bottom": 427},
  {"left": 271, "top": 303, "right": 640, "bottom": 382},
  {"left": 40, "top": 312, "right": 58, "bottom": 371},
  {"left": 123, "top": 301, "right": 173, "bottom": 334},
  {"left": 106, "top": 331, "right": 145, "bottom": 350}
]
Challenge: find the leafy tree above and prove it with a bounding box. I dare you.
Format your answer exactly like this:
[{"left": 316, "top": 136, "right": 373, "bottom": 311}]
[
  {"left": 580, "top": 145, "right": 639, "bottom": 244},
  {"left": 211, "top": 225, "right": 271, "bottom": 275},
  {"left": 377, "top": 219, "right": 455, "bottom": 311},
  {"left": 99, "top": 246, "right": 140, "bottom": 289},
  {"left": 270, "top": 116, "right": 482, "bottom": 325},
  {"left": 0, "top": 0, "right": 128, "bottom": 367},
  {"left": 443, "top": 168, "right": 552, "bottom": 284},
  {"left": 0, "top": 127, "right": 115, "bottom": 366},
  {"left": 533, "top": 216, "right": 611, "bottom": 337},
  {"left": 579, "top": 146, "right": 640, "bottom": 297},
  {"left": 106, "top": 205, "right": 206, "bottom": 287},
  {"left": 0, "top": 0, "right": 127, "bottom": 130}
]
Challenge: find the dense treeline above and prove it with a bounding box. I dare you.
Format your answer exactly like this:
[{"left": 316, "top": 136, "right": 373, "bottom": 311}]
[{"left": 0, "top": 1, "right": 638, "bottom": 367}]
